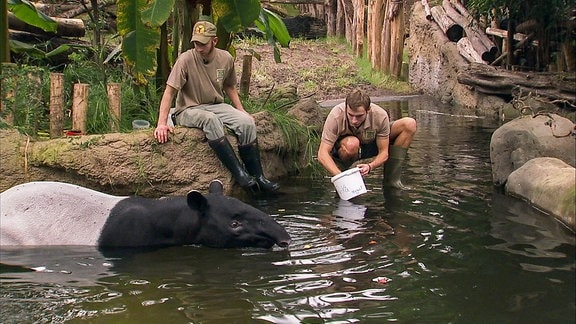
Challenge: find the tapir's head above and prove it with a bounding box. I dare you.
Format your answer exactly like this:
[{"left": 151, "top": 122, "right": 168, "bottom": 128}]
[{"left": 187, "top": 180, "right": 291, "bottom": 249}]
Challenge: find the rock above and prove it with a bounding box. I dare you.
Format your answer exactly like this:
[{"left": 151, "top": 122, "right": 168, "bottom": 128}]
[
  {"left": 506, "top": 157, "right": 575, "bottom": 230},
  {"left": 490, "top": 114, "right": 575, "bottom": 185}
]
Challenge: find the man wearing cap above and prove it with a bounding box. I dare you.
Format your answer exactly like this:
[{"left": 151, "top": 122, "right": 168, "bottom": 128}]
[
  {"left": 154, "top": 20, "right": 279, "bottom": 193},
  {"left": 318, "top": 88, "right": 417, "bottom": 189}
]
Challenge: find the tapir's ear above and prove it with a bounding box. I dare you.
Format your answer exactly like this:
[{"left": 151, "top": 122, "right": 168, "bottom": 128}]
[
  {"left": 208, "top": 180, "right": 224, "bottom": 195},
  {"left": 187, "top": 190, "right": 208, "bottom": 211}
]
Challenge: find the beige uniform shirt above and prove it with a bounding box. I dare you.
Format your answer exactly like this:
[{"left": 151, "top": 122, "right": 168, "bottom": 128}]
[
  {"left": 167, "top": 48, "right": 237, "bottom": 114},
  {"left": 321, "top": 102, "right": 390, "bottom": 146}
]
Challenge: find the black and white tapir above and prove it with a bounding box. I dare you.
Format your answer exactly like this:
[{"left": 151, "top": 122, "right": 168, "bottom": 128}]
[{"left": 0, "top": 181, "right": 291, "bottom": 249}]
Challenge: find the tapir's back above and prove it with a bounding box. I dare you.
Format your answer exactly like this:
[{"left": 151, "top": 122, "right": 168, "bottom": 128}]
[{"left": 0, "top": 181, "right": 124, "bottom": 246}]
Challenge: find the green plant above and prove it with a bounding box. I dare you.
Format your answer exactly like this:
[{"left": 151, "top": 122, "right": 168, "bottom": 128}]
[
  {"left": 1, "top": 64, "right": 49, "bottom": 136},
  {"left": 241, "top": 94, "right": 320, "bottom": 174}
]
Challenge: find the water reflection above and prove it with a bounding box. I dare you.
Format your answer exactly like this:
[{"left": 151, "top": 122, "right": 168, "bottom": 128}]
[{"left": 489, "top": 192, "right": 575, "bottom": 264}]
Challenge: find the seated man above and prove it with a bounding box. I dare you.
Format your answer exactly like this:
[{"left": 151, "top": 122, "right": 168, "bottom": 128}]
[
  {"left": 153, "top": 20, "right": 279, "bottom": 193},
  {"left": 317, "top": 88, "right": 417, "bottom": 189}
]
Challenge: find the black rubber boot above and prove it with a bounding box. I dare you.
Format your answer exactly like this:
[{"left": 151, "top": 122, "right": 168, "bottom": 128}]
[
  {"left": 383, "top": 145, "right": 410, "bottom": 190},
  {"left": 238, "top": 140, "right": 280, "bottom": 193},
  {"left": 208, "top": 137, "right": 257, "bottom": 190}
]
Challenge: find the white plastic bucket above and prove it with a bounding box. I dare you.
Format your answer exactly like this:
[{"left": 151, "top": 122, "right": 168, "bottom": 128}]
[
  {"left": 330, "top": 167, "right": 367, "bottom": 200},
  {"left": 132, "top": 119, "right": 150, "bottom": 130}
]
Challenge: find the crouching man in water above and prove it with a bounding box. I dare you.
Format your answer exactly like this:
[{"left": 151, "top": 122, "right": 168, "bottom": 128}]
[
  {"left": 317, "top": 89, "right": 417, "bottom": 189},
  {"left": 153, "top": 20, "right": 279, "bottom": 193}
]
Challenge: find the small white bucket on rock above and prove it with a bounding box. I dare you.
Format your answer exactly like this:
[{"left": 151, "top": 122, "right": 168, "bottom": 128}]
[
  {"left": 132, "top": 119, "right": 150, "bottom": 130},
  {"left": 331, "top": 167, "right": 367, "bottom": 200}
]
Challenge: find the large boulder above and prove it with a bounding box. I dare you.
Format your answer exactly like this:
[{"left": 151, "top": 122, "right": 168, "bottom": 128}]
[
  {"left": 506, "top": 157, "right": 575, "bottom": 231},
  {"left": 490, "top": 114, "right": 575, "bottom": 185},
  {"left": 0, "top": 100, "right": 324, "bottom": 197}
]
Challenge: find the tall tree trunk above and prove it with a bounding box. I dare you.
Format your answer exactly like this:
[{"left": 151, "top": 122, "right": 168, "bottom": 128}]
[
  {"left": 1, "top": 0, "right": 9, "bottom": 63},
  {"left": 325, "top": 0, "right": 337, "bottom": 37},
  {"left": 381, "top": 0, "right": 391, "bottom": 72},
  {"left": 371, "top": 0, "right": 385, "bottom": 70},
  {"left": 388, "top": 0, "right": 405, "bottom": 76},
  {"left": 353, "top": 0, "right": 365, "bottom": 57}
]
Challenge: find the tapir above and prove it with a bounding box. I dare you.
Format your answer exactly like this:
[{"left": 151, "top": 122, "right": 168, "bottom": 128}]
[{"left": 0, "top": 180, "right": 291, "bottom": 249}]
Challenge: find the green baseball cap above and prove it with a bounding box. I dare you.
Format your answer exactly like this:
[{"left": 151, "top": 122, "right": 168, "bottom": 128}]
[{"left": 191, "top": 21, "right": 217, "bottom": 44}]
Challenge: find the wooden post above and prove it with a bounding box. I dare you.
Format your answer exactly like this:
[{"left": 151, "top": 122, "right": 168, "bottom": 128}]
[
  {"left": 107, "top": 83, "right": 121, "bottom": 132},
  {"left": 240, "top": 55, "right": 252, "bottom": 96},
  {"left": 72, "top": 83, "right": 89, "bottom": 134},
  {"left": 353, "top": 0, "right": 365, "bottom": 57},
  {"left": 49, "top": 73, "right": 64, "bottom": 138}
]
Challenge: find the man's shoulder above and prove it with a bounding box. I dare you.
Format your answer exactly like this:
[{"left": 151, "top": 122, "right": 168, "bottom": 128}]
[
  {"left": 328, "top": 103, "right": 346, "bottom": 118},
  {"left": 331, "top": 102, "right": 346, "bottom": 113}
]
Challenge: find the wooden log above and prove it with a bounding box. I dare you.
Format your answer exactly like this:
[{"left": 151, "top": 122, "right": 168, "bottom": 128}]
[
  {"left": 72, "top": 83, "right": 89, "bottom": 134},
  {"left": 8, "top": 12, "right": 85, "bottom": 37},
  {"left": 107, "top": 83, "right": 121, "bottom": 132},
  {"left": 421, "top": 0, "right": 433, "bottom": 20},
  {"left": 430, "top": 5, "right": 463, "bottom": 42},
  {"left": 486, "top": 27, "right": 528, "bottom": 42},
  {"left": 240, "top": 54, "right": 252, "bottom": 96},
  {"left": 442, "top": 0, "right": 497, "bottom": 62},
  {"left": 457, "top": 63, "right": 576, "bottom": 104},
  {"left": 49, "top": 73, "right": 64, "bottom": 138},
  {"left": 60, "top": 0, "right": 116, "bottom": 19},
  {"left": 457, "top": 37, "right": 486, "bottom": 63}
]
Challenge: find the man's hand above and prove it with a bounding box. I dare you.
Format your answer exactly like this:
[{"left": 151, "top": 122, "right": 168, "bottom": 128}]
[
  {"left": 358, "top": 163, "right": 372, "bottom": 176},
  {"left": 154, "top": 125, "right": 174, "bottom": 143}
]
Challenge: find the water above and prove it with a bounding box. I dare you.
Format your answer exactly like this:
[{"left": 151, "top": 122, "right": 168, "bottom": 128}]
[{"left": 1, "top": 96, "right": 574, "bottom": 323}]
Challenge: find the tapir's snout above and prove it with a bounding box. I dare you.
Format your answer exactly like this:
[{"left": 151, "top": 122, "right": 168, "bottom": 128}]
[
  {"left": 276, "top": 237, "right": 291, "bottom": 248},
  {"left": 273, "top": 225, "right": 291, "bottom": 248}
]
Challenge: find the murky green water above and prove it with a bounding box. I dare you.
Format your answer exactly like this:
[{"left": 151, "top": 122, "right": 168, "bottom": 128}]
[{"left": 1, "top": 96, "right": 574, "bottom": 323}]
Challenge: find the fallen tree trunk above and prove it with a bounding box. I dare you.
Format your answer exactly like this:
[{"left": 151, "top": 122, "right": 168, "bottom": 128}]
[
  {"left": 421, "top": 0, "right": 433, "bottom": 21},
  {"left": 457, "top": 63, "right": 576, "bottom": 105},
  {"left": 457, "top": 37, "right": 486, "bottom": 63},
  {"left": 430, "top": 5, "right": 463, "bottom": 42},
  {"left": 8, "top": 12, "right": 85, "bottom": 37},
  {"left": 442, "top": 0, "right": 497, "bottom": 62}
]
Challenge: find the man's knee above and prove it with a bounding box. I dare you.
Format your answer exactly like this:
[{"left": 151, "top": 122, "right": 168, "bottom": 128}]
[
  {"left": 403, "top": 117, "right": 417, "bottom": 135},
  {"left": 392, "top": 117, "right": 417, "bottom": 137}
]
